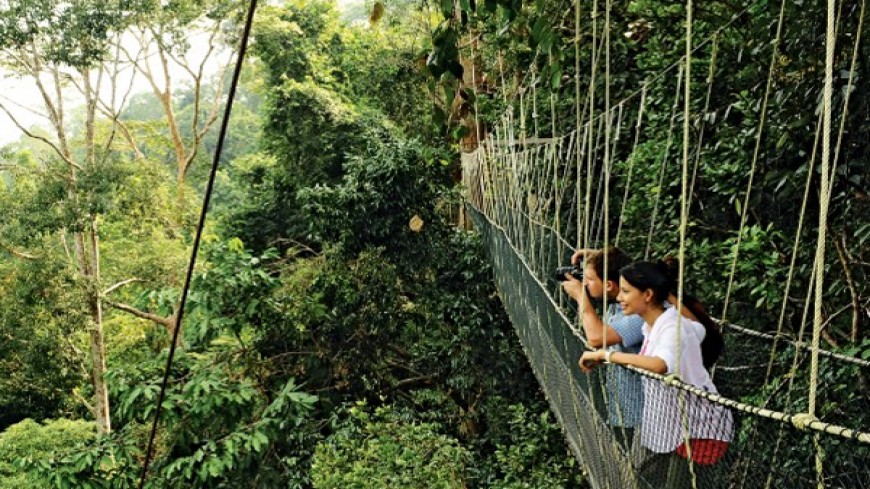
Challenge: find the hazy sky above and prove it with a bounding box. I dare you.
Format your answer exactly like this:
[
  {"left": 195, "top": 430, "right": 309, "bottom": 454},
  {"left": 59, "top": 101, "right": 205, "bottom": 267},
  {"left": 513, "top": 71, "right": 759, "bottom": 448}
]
[{"left": 0, "top": 33, "right": 234, "bottom": 147}]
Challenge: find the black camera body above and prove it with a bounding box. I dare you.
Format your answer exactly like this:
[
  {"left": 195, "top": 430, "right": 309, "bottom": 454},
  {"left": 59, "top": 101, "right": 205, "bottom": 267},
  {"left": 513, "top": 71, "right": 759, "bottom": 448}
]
[{"left": 555, "top": 265, "right": 583, "bottom": 282}]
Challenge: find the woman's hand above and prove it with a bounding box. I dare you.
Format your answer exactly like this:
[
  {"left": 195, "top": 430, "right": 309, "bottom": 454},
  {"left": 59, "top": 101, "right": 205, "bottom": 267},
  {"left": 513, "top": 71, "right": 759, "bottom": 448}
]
[{"left": 578, "top": 350, "right": 606, "bottom": 373}]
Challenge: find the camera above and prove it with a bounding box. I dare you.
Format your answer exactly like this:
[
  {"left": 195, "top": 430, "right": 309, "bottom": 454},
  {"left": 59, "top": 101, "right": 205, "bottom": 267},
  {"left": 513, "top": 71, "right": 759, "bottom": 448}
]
[{"left": 555, "top": 265, "right": 583, "bottom": 282}]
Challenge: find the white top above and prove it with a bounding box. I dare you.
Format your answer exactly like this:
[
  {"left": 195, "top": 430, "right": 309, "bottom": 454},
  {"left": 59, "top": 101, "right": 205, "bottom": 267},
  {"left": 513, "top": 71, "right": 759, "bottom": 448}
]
[{"left": 639, "top": 307, "right": 734, "bottom": 453}]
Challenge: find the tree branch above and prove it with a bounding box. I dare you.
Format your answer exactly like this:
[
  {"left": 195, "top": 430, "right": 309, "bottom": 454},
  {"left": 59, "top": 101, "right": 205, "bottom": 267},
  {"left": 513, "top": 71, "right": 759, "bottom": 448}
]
[
  {"left": 102, "top": 278, "right": 144, "bottom": 296},
  {"left": 0, "top": 241, "right": 39, "bottom": 260},
  {"left": 0, "top": 102, "right": 82, "bottom": 171},
  {"left": 72, "top": 387, "right": 96, "bottom": 419},
  {"left": 392, "top": 374, "right": 437, "bottom": 391},
  {"left": 104, "top": 300, "right": 175, "bottom": 329}
]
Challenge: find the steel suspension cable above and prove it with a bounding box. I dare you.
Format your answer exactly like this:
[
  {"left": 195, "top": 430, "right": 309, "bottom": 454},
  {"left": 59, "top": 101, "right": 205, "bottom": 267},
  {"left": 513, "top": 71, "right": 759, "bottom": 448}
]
[{"left": 138, "top": 0, "right": 259, "bottom": 486}]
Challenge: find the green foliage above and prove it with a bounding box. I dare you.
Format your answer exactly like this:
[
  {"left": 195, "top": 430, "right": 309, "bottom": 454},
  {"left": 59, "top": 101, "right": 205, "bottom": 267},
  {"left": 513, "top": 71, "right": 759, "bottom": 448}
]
[
  {"left": 0, "top": 418, "right": 95, "bottom": 489},
  {"left": 35, "top": 351, "right": 318, "bottom": 488},
  {"left": 311, "top": 404, "right": 470, "bottom": 488},
  {"left": 185, "top": 238, "right": 281, "bottom": 347},
  {"left": 476, "top": 403, "right": 582, "bottom": 488},
  {"left": 224, "top": 78, "right": 395, "bottom": 251},
  {"left": 257, "top": 249, "right": 412, "bottom": 401},
  {"left": 230, "top": 0, "right": 441, "bottom": 250},
  {"left": 0, "top": 0, "right": 152, "bottom": 67},
  {"left": 299, "top": 138, "right": 451, "bottom": 258},
  {"left": 0, "top": 255, "right": 87, "bottom": 427}
]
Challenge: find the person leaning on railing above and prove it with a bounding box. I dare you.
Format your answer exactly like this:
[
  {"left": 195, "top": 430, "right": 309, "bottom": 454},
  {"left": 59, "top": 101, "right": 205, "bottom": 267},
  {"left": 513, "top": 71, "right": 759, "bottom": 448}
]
[{"left": 578, "top": 260, "right": 733, "bottom": 489}]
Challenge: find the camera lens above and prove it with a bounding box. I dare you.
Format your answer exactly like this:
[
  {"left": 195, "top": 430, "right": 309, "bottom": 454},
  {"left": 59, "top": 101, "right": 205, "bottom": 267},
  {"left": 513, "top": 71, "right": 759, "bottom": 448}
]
[{"left": 555, "top": 266, "right": 583, "bottom": 282}]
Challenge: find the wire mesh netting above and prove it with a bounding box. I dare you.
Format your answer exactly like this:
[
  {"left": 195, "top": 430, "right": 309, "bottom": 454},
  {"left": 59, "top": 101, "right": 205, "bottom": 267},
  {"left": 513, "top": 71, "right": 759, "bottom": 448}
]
[{"left": 464, "top": 147, "right": 870, "bottom": 489}]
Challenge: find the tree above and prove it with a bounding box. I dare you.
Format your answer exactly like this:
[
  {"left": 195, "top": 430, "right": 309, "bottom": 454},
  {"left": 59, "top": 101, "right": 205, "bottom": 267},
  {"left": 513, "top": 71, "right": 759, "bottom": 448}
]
[
  {"left": 311, "top": 405, "right": 471, "bottom": 488},
  {"left": 0, "top": 0, "right": 244, "bottom": 434},
  {"left": 0, "top": 418, "right": 95, "bottom": 489},
  {"left": 119, "top": 0, "right": 245, "bottom": 201}
]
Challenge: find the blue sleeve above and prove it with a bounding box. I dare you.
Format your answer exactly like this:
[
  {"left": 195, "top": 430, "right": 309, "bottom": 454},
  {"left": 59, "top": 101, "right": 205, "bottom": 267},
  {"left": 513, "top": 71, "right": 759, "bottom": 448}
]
[{"left": 608, "top": 308, "right": 645, "bottom": 348}]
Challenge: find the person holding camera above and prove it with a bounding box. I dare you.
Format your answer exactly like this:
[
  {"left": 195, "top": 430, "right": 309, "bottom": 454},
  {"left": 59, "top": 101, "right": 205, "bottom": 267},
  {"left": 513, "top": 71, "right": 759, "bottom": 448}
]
[{"left": 561, "top": 246, "right": 645, "bottom": 443}]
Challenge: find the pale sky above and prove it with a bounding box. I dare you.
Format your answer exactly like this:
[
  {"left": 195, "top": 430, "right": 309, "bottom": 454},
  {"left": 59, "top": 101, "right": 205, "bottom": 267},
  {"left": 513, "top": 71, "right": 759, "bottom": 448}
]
[{"left": 0, "top": 31, "right": 230, "bottom": 146}]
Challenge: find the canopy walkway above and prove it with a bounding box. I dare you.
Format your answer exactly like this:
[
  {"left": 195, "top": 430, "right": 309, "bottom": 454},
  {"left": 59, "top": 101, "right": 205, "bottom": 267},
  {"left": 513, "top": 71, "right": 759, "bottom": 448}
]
[
  {"left": 459, "top": 0, "right": 869, "bottom": 486},
  {"left": 462, "top": 147, "right": 869, "bottom": 488}
]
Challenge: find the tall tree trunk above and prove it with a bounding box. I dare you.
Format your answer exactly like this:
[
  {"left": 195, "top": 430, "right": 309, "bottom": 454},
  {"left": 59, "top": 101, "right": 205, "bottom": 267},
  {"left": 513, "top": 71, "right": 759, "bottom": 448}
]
[
  {"left": 80, "top": 68, "right": 111, "bottom": 434},
  {"left": 74, "top": 225, "right": 111, "bottom": 434}
]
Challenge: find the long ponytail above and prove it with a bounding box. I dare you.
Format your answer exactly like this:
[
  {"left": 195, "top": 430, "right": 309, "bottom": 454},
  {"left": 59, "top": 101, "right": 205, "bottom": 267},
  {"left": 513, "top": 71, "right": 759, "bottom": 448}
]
[{"left": 658, "top": 258, "right": 724, "bottom": 368}]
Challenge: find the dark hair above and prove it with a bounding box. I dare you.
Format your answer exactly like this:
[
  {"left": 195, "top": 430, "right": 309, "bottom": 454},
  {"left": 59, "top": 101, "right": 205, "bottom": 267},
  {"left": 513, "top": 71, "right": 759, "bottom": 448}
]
[
  {"left": 619, "top": 259, "right": 724, "bottom": 368},
  {"left": 586, "top": 246, "right": 633, "bottom": 285}
]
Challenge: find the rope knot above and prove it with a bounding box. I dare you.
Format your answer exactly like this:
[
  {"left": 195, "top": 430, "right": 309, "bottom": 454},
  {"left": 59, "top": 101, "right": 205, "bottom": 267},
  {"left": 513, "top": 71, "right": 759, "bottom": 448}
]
[
  {"left": 664, "top": 374, "right": 681, "bottom": 386},
  {"left": 792, "top": 413, "right": 818, "bottom": 431}
]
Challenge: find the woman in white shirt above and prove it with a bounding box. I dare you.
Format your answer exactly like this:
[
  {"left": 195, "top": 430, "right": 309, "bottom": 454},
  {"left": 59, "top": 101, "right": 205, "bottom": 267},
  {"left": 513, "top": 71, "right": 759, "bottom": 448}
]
[{"left": 578, "top": 260, "right": 733, "bottom": 488}]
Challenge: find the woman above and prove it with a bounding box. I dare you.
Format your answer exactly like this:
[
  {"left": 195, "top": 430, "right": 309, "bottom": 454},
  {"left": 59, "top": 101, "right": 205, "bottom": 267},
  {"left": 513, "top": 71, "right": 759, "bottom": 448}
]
[{"left": 578, "top": 261, "right": 733, "bottom": 487}]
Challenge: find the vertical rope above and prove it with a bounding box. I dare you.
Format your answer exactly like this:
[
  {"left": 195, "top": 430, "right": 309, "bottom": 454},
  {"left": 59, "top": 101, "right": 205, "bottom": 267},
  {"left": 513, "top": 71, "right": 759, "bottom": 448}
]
[
  {"left": 602, "top": 0, "right": 611, "bottom": 335},
  {"left": 676, "top": 1, "right": 695, "bottom": 485},
  {"left": 830, "top": 0, "right": 866, "bottom": 191},
  {"left": 809, "top": 0, "right": 836, "bottom": 486},
  {"left": 813, "top": 0, "right": 836, "bottom": 424},
  {"left": 584, "top": 0, "right": 598, "bottom": 256},
  {"left": 760, "top": 265, "right": 818, "bottom": 489},
  {"left": 615, "top": 85, "right": 646, "bottom": 246},
  {"left": 676, "top": 0, "right": 692, "bottom": 377},
  {"left": 471, "top": 39, "right": 481, "bottom": 149},
  {"left": 765, "top": 116, "right": 821, "bottom": 385},
  {"left": 574, "top": 0, "right": 582, "bottom": 249},
  {"left": 687, "top": 35, "right": 718, "bottom": 213},
  {"left": 644, "top": 66, "right": 682, "bottom": 260}
]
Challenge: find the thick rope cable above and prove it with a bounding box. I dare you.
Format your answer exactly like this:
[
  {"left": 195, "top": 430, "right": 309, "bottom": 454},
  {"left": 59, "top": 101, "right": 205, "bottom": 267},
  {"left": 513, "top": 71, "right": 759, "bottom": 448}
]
[
  {"left": 138, "top": 0, "right": 258, "bottom": 486},
  {"left": 720, "top": 0, "right": 788, "bottom": 323},
  {"left": 807, "top": 0, "right": 837, "bottom": 485},
  {"left": 674, "top": 2, "right": 698, "bottom": 485},
  {"left": 675, "top": 0, "right": 693, "bottom": 379}
]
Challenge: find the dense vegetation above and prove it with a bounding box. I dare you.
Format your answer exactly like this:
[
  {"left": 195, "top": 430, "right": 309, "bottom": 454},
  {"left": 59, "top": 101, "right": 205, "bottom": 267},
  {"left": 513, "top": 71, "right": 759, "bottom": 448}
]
[
  {"left": 0, "top": 0, "right": 867, "bottom": 487},
  {"left": 0, "top": 0, "right": 581, "bottom": 487}
]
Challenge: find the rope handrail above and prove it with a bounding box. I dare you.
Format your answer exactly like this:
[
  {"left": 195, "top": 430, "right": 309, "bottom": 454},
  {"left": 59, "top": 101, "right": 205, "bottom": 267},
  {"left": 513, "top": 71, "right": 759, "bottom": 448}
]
[{"left": 722, "top": 321, "right": 870, "bottom": 368}]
